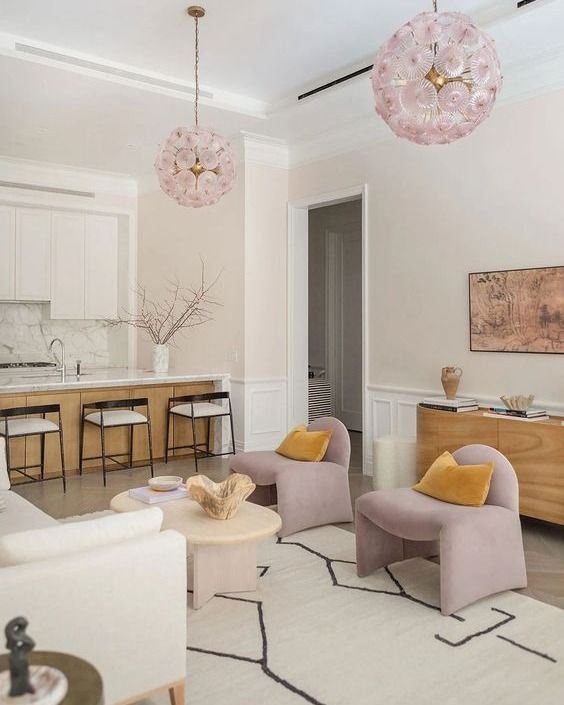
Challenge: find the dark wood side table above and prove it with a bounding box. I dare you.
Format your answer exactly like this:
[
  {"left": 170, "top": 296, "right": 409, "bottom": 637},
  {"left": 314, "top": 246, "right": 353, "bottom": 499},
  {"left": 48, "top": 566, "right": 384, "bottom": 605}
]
[{"left": 0, "top": 651, "right": 103, "bottom": 705}]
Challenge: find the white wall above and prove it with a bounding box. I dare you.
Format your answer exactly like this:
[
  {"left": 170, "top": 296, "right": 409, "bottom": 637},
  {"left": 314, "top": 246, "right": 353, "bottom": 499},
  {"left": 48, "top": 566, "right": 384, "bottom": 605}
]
[
  {"left": 136, "top": 168, "right": 246, "bottom": 378},
  {"left": 290, "top": 89, "right": 564, "bottom": 407}
]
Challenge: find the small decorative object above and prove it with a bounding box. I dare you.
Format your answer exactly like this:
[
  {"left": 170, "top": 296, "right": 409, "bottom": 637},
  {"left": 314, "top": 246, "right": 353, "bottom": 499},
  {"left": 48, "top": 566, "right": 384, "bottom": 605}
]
[
  {"left": 441, "top": 366, "right": 462, "bottom": 400},
  {"left": 470, "top": 266, "right": 564, "bottom": 353},
  {"left": 186, "top": 473, "right": 255, "bottom": 520},
  {"left": 109, "top": 260, "right": 221, "bottom": 373},
  {"left": 500, "top": 395, "right": 535, "bottom": 412},
  {"left": 372, "top": 0, "right": 502, "bottom": 145},
  {"left": 148, "top": 475, "right": 184, "bottom": 492},
  {"left": 0, "top": 618, "right": 68, "bottom": 705},
  {"left": 154, "top": 6, "right": 235, "bottom": 207}
]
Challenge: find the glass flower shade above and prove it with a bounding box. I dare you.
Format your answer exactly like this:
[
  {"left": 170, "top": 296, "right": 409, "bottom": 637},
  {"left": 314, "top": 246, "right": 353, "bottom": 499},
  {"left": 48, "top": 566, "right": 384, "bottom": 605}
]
[
  {"left": 154, "top": 126, "right": 235, "bottom": 207},
  {"left": 372, "top": 11, "right": 502, "bottom": 145}
]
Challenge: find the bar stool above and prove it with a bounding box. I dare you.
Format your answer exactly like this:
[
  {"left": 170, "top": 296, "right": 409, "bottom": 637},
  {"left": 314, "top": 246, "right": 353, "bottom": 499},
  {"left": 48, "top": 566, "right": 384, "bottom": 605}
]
[
  {"left": 79, "top": 398, "right": 154, "bottom": 486},
  {"left": 165, "top": 391, "right": 235, "bottom": 471},
  {"left": 0, "top": 403, "right": 66, "bottom": 491}
]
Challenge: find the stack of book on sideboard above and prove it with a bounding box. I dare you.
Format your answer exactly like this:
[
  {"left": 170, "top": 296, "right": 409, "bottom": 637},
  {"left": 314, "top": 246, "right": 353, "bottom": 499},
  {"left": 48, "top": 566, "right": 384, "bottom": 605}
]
[
  {"left": 420, "top": 397, "right": 479, "bottom": 413},
  {"left": 484, "top": 407, "right": 550, "bottom": 422}
]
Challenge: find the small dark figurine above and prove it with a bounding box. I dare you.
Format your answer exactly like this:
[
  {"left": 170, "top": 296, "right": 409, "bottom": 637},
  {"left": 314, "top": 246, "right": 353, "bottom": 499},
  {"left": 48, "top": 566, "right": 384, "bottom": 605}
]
[{"left": 5, "top": 617, "right": 35, "bottom": 697}]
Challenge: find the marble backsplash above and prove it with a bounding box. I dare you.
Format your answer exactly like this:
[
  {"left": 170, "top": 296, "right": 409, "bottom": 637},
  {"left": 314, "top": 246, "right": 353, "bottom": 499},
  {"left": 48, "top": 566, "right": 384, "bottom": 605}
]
[{"left": 0, "top": 303, "right": 128, "bottom": 367}]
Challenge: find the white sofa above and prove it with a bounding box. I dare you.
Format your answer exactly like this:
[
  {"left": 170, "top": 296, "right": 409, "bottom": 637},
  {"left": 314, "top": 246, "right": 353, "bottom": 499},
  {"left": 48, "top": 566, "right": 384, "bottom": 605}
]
[{"left": 0, "top": 438, "right": 187, "bottom": 705}]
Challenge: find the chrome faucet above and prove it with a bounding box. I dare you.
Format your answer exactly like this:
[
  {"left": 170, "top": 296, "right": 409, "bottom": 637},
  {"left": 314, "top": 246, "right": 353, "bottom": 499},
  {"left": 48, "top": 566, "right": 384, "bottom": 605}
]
[{"left": 49, "top": 338, "right": 66, "bottom": 375}]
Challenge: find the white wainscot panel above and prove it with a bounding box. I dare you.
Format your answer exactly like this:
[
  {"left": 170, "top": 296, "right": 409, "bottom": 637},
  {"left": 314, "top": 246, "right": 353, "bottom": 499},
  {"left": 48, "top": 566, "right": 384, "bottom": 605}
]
[
  {"left": 231, "top": 379, "right": 288, "bottom": 453},
  {"left": 397, "top": 401, "right": 417, "bottom": 438}
]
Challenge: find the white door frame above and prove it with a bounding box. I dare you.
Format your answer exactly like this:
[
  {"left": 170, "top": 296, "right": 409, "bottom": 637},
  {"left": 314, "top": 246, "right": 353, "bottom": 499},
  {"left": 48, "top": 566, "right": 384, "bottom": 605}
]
[{"left": 287, "top": 184, "right": 369, "bottom": 473}]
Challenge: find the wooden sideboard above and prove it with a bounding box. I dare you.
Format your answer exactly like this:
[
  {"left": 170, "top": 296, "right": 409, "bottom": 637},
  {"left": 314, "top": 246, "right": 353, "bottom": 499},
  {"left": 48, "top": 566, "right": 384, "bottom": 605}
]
[{"left": 416, "top": 404, "right": 564, "bottom": 525}]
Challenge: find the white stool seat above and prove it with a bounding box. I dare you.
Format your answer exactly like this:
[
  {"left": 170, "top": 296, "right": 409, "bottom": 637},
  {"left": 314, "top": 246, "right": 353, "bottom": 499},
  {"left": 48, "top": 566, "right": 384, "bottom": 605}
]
[
  {"left": 170, "top": 402, "right": 226, "bottom": 419},
  {"left": 0, "top": 418, "right": 59, "bottom": 437},
  {"left": 85, "top": 410, "right": 148, "bottom": 427}
]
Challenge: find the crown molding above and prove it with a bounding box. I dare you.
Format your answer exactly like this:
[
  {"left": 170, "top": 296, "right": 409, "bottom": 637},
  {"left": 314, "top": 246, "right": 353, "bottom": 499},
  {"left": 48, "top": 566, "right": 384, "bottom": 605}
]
[
  {"left": 0, "top": 155, "right": 138, "bottom": 198},
  {"left": 289, "top": 44, "right": 564, "bottom": 169},
  {"left": 241, "top": 132, "right": 289, "bottom": 169}
]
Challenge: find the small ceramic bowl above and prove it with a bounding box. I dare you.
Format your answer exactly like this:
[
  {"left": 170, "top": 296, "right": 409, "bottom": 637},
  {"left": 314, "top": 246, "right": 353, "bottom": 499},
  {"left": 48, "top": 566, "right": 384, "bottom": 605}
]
[{"left": 148, "top": 475, "right": 184, "bottom": 492}]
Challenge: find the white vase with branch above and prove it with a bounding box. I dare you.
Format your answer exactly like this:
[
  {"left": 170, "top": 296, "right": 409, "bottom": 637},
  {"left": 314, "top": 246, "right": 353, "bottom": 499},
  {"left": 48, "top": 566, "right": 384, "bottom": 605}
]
[{"left": 110, "top": 263, "right": 221, "bottom": 374}]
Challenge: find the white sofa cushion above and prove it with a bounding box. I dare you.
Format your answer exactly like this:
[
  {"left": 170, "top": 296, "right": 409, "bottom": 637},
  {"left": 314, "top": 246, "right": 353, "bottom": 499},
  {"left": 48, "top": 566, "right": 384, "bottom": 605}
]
[
  {"left": 0, "top": 506, "right": 163, "bottom": 567},
  {"left": 0, "top": 491, "right": 57, "bottom": 538},
  {"left": 0, "top": 438, "right": 9, "bottom": 490}
]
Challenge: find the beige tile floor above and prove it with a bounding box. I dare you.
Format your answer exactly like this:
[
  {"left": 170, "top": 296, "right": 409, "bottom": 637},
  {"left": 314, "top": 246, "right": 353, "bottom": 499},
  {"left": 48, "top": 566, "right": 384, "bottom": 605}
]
[{"left": 12, "top": 430, "right": 564, "bottom": 609}]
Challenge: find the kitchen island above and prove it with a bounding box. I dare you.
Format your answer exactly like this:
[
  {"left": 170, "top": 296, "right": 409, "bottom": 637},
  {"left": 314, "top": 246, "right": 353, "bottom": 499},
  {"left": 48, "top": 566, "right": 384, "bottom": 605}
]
[{"left": 0, "top": 369, "right": 230, "bottom": 479}]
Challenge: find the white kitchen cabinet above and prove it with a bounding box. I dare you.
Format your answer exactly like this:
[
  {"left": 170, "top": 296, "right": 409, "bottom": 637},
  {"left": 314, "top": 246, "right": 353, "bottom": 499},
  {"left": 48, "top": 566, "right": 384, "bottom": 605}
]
[
  {"left": 15, "top": 208, "right": 51, "bottom": 301},
  {"left": 51, "top": 211, "right": 86, "bottom": 319},
  {"left": 84, "top": 214, "right": 118, "bottom": 319},
  {"left": 0, "top": 205, "right": 15, "bottom": 300}
]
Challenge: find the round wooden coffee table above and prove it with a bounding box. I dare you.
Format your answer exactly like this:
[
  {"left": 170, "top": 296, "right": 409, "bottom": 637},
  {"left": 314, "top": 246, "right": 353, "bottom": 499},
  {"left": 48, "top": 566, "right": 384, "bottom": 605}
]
[{"left": 111, "top": 492, "right": 281, "bottom": 608}]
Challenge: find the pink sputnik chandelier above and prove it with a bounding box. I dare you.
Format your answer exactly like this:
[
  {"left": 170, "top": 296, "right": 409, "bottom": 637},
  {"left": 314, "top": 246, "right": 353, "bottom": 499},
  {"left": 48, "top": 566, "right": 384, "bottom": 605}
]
[
  {"left": 372, "top": 0, "right": 502, "bottom": 145},
  {"left": 154, "top": 6, "right": 235, "bottom": 207}
]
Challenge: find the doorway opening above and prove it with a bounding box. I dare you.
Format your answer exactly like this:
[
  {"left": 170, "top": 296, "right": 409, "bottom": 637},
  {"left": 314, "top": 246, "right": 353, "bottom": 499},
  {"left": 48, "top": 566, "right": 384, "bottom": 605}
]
[{"left": 287, "top": 185, "right": 368, "bottom": 475}]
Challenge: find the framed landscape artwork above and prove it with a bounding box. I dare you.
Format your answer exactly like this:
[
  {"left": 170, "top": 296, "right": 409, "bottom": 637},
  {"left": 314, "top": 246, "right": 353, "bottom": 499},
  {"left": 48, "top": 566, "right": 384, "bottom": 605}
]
[{"left": 469, "top": 266, "right": 564, "bottom": 354}]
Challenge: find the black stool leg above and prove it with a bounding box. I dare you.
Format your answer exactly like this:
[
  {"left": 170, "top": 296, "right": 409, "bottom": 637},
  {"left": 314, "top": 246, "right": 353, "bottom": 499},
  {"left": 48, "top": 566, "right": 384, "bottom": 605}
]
[
  {"left": 206, "top": 416, "right": 211, "bottom": 456},
  {"left": 59, "top": 426, "right": 66, "bottom": 493},
  {"left": 165, "top": 410, "right": 171, "bottom": 464},
  {"left": 79, "top": 414, "right": 85, "bottom": 476},
  {"left": 229, "top": 403, "right": 236, "bottom": 456},
  {"left": 40, "top": 433, "right": 45, "bottom": 480},
  {"left": 191, "top": 414, "right": 198, "bottom": 472},
  {"left": 146, "top": 421, "right": 154, "bottom": 478},
  {"left": 5, "top": 434, "right": 11, "bottom": 481},
  {"left": 100, "top": 424, "right": 107, "bottom": 487},
  {"left": 128, "top": 425, "right": 134, "bottom": 469}
]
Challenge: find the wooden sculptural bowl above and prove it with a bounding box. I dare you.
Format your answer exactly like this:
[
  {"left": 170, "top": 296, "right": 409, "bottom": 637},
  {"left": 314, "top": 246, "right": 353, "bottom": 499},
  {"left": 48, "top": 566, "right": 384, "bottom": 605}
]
[{"left": 185, "top": 473, "right": 256, "bottom": 520}]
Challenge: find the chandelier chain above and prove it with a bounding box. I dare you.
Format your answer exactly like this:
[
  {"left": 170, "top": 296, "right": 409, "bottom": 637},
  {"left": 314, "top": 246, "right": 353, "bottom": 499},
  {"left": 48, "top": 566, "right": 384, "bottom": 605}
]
[
  {"left": 194, "top": 15, "right": 200, "bottom": 126},
  {"left": 433, "top": 0, "right": 438, "bottom": 12}
]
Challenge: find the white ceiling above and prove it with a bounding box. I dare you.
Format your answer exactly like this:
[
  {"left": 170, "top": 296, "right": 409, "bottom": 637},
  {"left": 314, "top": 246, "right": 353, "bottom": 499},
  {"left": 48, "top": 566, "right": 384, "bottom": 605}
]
[{"left": 1, "top": 0, "right": 564, "bottom": 176}]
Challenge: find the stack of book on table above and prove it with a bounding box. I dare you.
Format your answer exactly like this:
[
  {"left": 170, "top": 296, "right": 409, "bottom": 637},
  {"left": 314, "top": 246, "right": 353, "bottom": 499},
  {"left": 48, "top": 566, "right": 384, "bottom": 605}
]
[
  {"left": 420, "top": 397, "right": 479, "bottom": 413},
  {"left": 129, "top": 485, "right": 188, "bottom": 504},
  {"left": 484, "top": 407, "right": 550, "bottom": 422}
]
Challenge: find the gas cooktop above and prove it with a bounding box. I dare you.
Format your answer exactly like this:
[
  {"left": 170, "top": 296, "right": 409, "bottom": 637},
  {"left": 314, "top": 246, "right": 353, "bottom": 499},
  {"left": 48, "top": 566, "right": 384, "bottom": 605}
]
[{"left": 0, "top": 362, "right": 57, "bottom": 369}]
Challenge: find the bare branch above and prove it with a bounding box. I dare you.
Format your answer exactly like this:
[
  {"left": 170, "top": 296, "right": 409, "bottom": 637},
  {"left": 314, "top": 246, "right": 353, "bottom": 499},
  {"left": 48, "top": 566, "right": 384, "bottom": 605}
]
[{"left": 107, "top": 260, "right": 221, "bottom": 345}]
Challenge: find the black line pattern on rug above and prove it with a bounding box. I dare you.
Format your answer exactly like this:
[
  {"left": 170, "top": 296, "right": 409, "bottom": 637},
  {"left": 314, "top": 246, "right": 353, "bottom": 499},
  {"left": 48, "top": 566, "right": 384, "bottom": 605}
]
[
  {"left": 496, "top": 635, "right": 558, "bottom": 663},
  {"left": 187, "top": 593, "right": 326, "bottom": 705},
  {"left": 435, "top": 607, "right": 515, "bottom": 646},
  {"left": 186, "top": 537, "right": 557, "bottom": 704},
  {"left": 279, "top": 538, "right": 557, "bottom": 663},
  {"left": 278, "top": 537, "right": 465, "bottom": 622}
]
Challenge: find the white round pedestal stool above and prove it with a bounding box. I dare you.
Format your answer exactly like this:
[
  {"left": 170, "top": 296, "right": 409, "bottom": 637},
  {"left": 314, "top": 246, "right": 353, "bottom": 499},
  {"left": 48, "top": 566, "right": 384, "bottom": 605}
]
[{"left": 372, "top": 435, "right": 417, "bottom": 490}]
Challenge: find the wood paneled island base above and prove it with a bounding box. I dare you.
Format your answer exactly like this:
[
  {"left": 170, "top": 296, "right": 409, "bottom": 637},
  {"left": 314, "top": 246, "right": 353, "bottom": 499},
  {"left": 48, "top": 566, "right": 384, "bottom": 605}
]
[
  {"left": 417, "top": 404, "right": 564, "bottom": 525},
  {"left": 0, "top": 372, "right": 227, "bottom": 481}
]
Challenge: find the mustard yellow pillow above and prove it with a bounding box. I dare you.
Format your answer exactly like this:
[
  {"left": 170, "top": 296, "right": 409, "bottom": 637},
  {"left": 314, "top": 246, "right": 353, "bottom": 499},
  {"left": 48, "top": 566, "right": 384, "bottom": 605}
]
[
  {"left": 276, "top": 425, "right": 332, "bottom": 462},
  {"left": 412, "top": 451, "right": 493, "bottom": 507}
]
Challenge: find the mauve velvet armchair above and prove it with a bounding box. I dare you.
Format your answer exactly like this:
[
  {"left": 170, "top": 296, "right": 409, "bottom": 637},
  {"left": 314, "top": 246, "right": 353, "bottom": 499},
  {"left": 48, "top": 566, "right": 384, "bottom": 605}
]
[
  {"left": 230, "top": 417, "right": 353, "bottom": 537},
  {"left": 355, "top": 444, "right": 527, "bottom": 615}
]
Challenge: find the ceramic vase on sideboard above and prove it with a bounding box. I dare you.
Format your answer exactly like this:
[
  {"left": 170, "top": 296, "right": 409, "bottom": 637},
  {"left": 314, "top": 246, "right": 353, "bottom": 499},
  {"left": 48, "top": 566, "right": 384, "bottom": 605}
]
[
  {"left": 441, "top": 366, "right": 462, "bottom": 400},
  {"left": 152, "top": 344, "right": 170, "bottom": 374}
]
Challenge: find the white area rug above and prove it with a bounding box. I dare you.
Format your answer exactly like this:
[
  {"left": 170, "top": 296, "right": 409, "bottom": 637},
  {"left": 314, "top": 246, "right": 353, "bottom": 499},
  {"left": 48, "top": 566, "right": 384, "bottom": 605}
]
[{"left": 185, "top": 525, "right": 564, "bottom": 705}]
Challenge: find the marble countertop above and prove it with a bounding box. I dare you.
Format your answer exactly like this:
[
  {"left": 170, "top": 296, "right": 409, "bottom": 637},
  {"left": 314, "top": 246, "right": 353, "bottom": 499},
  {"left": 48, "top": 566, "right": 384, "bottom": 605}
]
[{"left": 0, "top": 368, "right": 229, "bottom": 394}]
